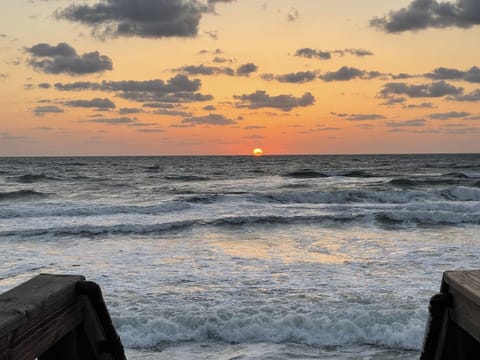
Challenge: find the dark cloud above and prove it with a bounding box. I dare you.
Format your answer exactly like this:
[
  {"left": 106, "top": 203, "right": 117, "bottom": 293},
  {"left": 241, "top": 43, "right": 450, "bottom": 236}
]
[
  {"left": 234, "top": 90, "right": 315, "bottom": 111},
  {"left": 380, "top": 81, "right": 464, "bottom": 98},
  {"left": 119, "top": 107, "right": 143, "bottom": 114},
  {"left": 429, "top": 111, "right": 470, "bottom": 120},
  {"left": 332, "top": 112, "right": 386, "bottom": 121},
  {"left": 385, "top": 119, "right": 426, "bottom": 127},
  {"left": 370, "top": 0, "right": 480, "bottom": 33},
  {"left": 404, "top": 102, "right": 435, "bottom": 108},
  {"left": 177, "top": 64, "right": 234, "bottom": 76},
  {"left": 33, "top": 105, "right": 64, "bottom": 116},
  {"left": 142, "top": 103, "right": 177, "bottom": 109},
  {"left": 57, "top": 0, "right": 235, "bottom": 39},
  {"left": 295, "top": 48, "right": 374, "bottom": 60},
  {"left": 236, "top": 63, "right": 258, "bottom": 77},
  {"left": 320, "top": 67, "right": 382, "bottom": 82},
  {"left": 380, "top": 97, "right": 407, "bottom": 106},
  {"left": 202, "top": 105, "right": 216, "bottom": 110},
  {"left": 448, "top": 89, "right": 480, "bottom": 101},
  {"left": 65, "top": 98, "right": 116, "bottom": 109},
  {"left": 54, "top": 74, "right": 213, "bottom": 103},
  {"left": 26, "top": 42, "right": 112, "bottom": 75},
  {"left": 295, "top": 48, "right": 331, "bottom": 60},
  {"left": 38, "top": 83, "right": 51, "bottom": 89},
  {"left": 136, "top": 128, "right": 165, "bottom": 133},
  {"left": 244, "top": 125, "right": 266, "bottom": 130},
  {"left": 181, "top": 113, "right": 236, "bottom": 126},
  {"left": 425, "top": 66, "right": 480, "bottom": 83},
  {"left": 153, "top": 109, "right": 192, "bottom": 117},
  {"left": 262, "top": 71, "right": 317, "bottom": 83},
  {"left": 84, "top": 116, "right": 136, "bottom": 124}
]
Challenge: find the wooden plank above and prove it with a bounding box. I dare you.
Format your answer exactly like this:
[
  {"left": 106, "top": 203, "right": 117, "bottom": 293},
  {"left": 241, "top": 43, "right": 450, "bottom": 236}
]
[
  {"left": 443, "top": 270, "right": 480, "bottom": 344},
  {"left": 0, "top": 274, "right": 85, "bottom": 340}
]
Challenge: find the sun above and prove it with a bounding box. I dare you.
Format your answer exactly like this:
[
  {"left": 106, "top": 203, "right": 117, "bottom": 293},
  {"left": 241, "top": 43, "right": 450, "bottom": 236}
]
[{"left": 252, "top": 148, "right": 263, "bottom": 156}]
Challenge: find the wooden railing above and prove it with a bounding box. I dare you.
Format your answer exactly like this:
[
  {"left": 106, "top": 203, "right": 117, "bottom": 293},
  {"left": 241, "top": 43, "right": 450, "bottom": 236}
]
[
  {"left": 0, "top": 274, "right": 126, "bottom": 360},
  {"left": 421, "top": 269, "right": 480, "bottom": 360}
]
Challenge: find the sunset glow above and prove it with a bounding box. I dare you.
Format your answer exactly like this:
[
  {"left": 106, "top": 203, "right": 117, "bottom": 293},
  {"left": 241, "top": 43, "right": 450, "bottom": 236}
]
[
  {"left": 1, "top": 1, "right": 479, "bottom": 156},
  {"left": 253, "top": 148, "right": 263, "bottom": 156}
]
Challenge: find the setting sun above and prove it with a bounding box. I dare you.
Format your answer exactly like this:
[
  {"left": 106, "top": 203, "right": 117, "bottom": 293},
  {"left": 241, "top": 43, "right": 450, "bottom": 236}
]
[{"left": 253, "top": 148, "right": 263, "bottom": 156}]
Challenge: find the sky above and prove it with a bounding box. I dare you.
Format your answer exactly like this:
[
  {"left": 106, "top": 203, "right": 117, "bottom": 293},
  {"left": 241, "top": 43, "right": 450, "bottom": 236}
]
[{"left": 1, "top": 0, "right": 480, "bottom": 156}]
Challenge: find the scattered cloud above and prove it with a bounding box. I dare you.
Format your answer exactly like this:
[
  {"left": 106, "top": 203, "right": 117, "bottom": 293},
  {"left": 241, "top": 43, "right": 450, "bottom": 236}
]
[
  {"left": 370, "top": 0, "right": 480, "bottom": 33},
  {"left": 448, "top": 89, "right": 480, "bottom": 101},
  {"left": 202, "top": 105, "right": 216, "bottom": 111},
  {"left": 236, "top": 63, "right": 258, "bottom": 77},
  {"left": 26, "top": 42, "right": 112, "bottom": 75},
  {"left": 295, "top": 48, "right": 373, "bottom": 60},
  {"left": 33, "top": 105, "right": 64, "bottom": 116},
  {"left": 404, "top": 102, "right": 435, "bottom": 108},
  {"left": 64, "top": 98, "right": 116, "bottom": 109},
  {"left": 261, "top": 71, "right": 317, "bottom": 83},
  {"left": 320, "top": 66, "right": 383, "bottom": 82},
  {"left": 385, "top": 119, "right": 426, "bottom": 127},
  {"left": 429, "top": 111, "right": 470, "bottom": 120},
  {"left": 56, "top": 0, "right": 236, "bottom": 39},
  {"left": 177, "top": 64, "right": 234, "bottom": 76},
  {"left": 83, "top": 116, "right": 136, "bottom": 124},
  {"left": 119, "top": 107, "right": 143, "bottom": 114},
  {"left": 425, "top": 66, "right": 480, "bottom": 83},
  {"left": 54, "top": 74, "right": 213, "bottom": 103},
  {"left": 234, "top": 90, "right": 315, "bottom": 111},
  {"left": 153, "top": 109, "right": 192, "bottom": 117},
  {"left": 287, "top": 7, "right": 299, "bottom": 22},
  {"left": 332, "top": 112, "right": 386, "bottom": 121},
  {"left": 182, "top": 113, "right": 236, "bottom": 126},
  {"left": 380, "top": 81, "right": 464, "bottom": 98}
]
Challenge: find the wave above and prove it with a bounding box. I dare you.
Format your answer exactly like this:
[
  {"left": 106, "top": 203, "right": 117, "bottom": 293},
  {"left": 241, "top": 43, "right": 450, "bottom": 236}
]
[
  {"left": 341, "top": 170, "right": 375, "bottom": 178},
  {"left": 13, "top": 174, "right": 60, "bottom": 183},
  {"left": 115, "top": 307, "right": 425, "bottom": 351},
  {"left": 283, "top": 170, "right": 328, "bottom": 179},
  {"left": 389, "top": 177, "right": 474, "bottom": 188},
  {"left": 0, "top": 190, "right": 48, "bottom": 202},
  {"left": 164, "top": 175, "right": 212, "bottom": 182}
]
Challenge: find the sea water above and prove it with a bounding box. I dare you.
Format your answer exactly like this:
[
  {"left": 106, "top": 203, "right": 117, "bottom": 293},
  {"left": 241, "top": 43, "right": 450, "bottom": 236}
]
[{"left": 1, "top": 154, "right": 479, "bottom": 359}]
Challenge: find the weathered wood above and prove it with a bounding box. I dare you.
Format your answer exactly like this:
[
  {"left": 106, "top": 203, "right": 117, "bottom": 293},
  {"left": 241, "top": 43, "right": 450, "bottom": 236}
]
[
  {"left": 421, "top": 269, "right": 480, "bottom": 360},
  {"left": 0, "top": 274, "right": 85, "bottom": 340},
  {"left": 443, "top": 270, "right": 480, "bottom": 344},
  {"left": 0, "top": 274, "right": 126, "bottom": 360}
]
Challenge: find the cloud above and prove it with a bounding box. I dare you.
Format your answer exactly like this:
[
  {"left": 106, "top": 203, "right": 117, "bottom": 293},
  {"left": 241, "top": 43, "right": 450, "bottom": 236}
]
[
  {"left": 262, "top": 71, "right": 317, "bottom": 83},
  {"left": 294, "top": 48, "right": 374, "bottom": 60},
  {"left": 425, "top": 66, "right": 480, "bottom": 83},
  {"left": 0, "top": 73, "right": 7, "bottom": 81},
  {"left": 33, "top": 105, "right": 64, "bottom": 116},
  {"left": 404, "top": 102, "right": 435, "bottom": 108},
  {"left": 385, "top": 119, "right": 426, "bottom": 127},
  {"left": 56, "top": 0, "right": 235, "bottom": 39},
  {"left": 320, "top": 66, "right": 382, "bottom": 82},
  {"left": 234, "top": 90, "right": 315, "bottom": 111},
  {"left": 119, "top": 107, "right": 143, "bottom": 114},
  {"left": 64, "top": 98, "right": 116, "bottom": 109},
  {"left": 26, "top": 42, "right": 112, "bottom": 75},
  {"left": 177, "top": 64, "right": 234, "bottom": 76},
  {"left": 83, "top": 116, "right": 136, "bottom": 124},
  {"left": 54, "top": 74, "right": 213, "bottom": 103},
  {"left": 202, "top": 105, "right": 216, "bottom": 110},
  {"left": 236, "top": 63, "right": 258, "bottom": 77},
  {"left": 181, "top": 113, "right": 236, "bottom": 126},
  {"left": 380, "top": 80, "right": 464, "bottom": 98},
  {"left": 429, "top": 111, "right": 470, "bottom": 120},
  {"left": 447, "top": 89, "right": 480, "bottom": 101},
  {"left": 153, "top": 109, "right": 192, "bottom": 117},
  {"left": 136, "top": 128, "right": 165, "bottom": 133},
  {"left": 244, "top": 125, "right": 266, "bottom": 130},
  {"left": 287, "top": 7, "right": 299, "bottom": 22},
  {"left": 332, "top": 112, "right": 386, "bottom": 121},
  {"left": 370, "top": 0, "right": 480, "bottom": 33}
]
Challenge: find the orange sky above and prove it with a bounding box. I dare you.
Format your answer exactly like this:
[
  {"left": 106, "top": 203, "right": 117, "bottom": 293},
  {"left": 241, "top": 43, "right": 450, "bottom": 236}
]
[{"left": 1, "top": 0, "right": 480, "bottom": 156}]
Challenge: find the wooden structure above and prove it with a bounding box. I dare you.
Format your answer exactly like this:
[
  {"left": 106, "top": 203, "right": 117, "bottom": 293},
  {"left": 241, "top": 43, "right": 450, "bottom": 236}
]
[
  {"left": 0, "top": 274, "right": 126, "bottom": 360},
  {"left": 421, "top": 269, "right": 480, "bottom": 360}
]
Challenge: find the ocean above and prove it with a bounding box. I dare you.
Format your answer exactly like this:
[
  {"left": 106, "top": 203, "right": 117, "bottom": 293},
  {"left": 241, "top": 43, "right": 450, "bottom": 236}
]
[{"left": 1, "top": 154, "right": 479, "bottom": 359}]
